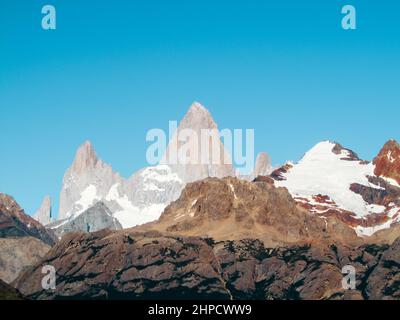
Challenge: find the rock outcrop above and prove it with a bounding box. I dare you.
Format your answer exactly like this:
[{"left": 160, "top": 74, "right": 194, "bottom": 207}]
[
  {"left": 254, "top": 152, "right": 272, "bottom": 177},
  {"left": 365, "top": 237, "right": 400, "bottom": 299},
  {"left": 0, "top": 237, "right": 50, "bottom": 283},
  {"left": 33, "top": 195, "right": 52, "bottom": 226},
  {"left": 14, "top": 229, "right": 400, "bottom": 300},
  {"left": 161, "top": 102, "right": 235, "bottom": 183},
  {"left": 49, "top": 202, "right": 122, "bottom": 238},
  {"left": 0, "top": 193, "right": 57, "bottom": 246},
  {"left": 373, "top": 139, "right": 400, "bottom": 186},
  {"left": 0, "top": 194, "right": 53, "bottom": 284},
  {"left": 139, "top": 176, "right": 359, "bottom": 247},
  {"left": 15, "top": 230, "right": 231, "bottom": 300},
  {"left": 58, "top": 141, "right": 123, "bottom": 220}
]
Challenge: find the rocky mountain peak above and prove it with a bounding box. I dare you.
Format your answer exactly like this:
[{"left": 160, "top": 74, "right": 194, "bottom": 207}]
[
  {"left": 179, "top": 101, "right": 218, "bottom": 131},
  {"left": 33, "top": 195, "right": 51, "bottom": 226},
  {"left": 139, "top": 177, "right": 358, "bottom": 247},
  {"left": 254, "top": 152, "right": 272, "bottom": 177},
  {"left": 58, "top": 141, "right": 123, "bottom": 220},
  {"left": 375, "top": 139, "right": 400, "bottom": 159},
  {"left": 189, "top": 101, "right": 208, "bottom": 112},
  {"left": 373, "top": 139, "right": 400, "bottom": 185},
  {"left": 161, "top": 102, "right": 234, "bottom": 183},
  {"left": 71, "top": 140, "right": 99, "bottom": 174},
  {"left": 0, "top": 193, "right": 57, "bottom": 245},
  {"left": 300, "top": 141, "right": 361, "bottom": 163}
]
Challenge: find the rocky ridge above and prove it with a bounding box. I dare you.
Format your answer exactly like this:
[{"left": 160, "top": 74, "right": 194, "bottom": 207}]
[
  {"left": 14, "top": 230, "right": 400, "bottom": 300},
  {"left": 49, "top": 202, "right": 122, "bottom": 239},
  {"left": 0, "top": 193, "right": 56, "bottom": 246},
  {"left": 139, "top": 176, "right": 359, "bottom": 247}
]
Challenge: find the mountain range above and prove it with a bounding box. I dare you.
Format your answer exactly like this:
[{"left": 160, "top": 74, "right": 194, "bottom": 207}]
[
  {"left": 35, "top": 102, "right": 400, "bottom": 240},
  {"left": 40, "top": 102, "right": 270, "bottom": 237},
  {"left": 1, "top": 102, "right": 400, "bottom": 300}
]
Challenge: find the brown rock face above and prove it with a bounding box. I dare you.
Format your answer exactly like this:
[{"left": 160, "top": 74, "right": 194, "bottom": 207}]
[
  {"left": 0, "top": 237, "right": 50, "bottom": 283},
  {"left": 373, "top": 140, "right": 400, "bottom": 185},
  {"left": 270, "top": 163, "right": 293, "bottom": 181},
  {"left": 14, "top": 229, "right": 400, "bottom": 300},
  {"left": 365, "top": 237, "right": 400, "bottom": 299},
  {"left": 14, "top": 230, "right": 231, "bottom": 300},
  {"left": 332, "top": 143, "right": 361, "bottom": 161},
  {"left": 140, "top": 177, "right": 358, "bottom": 247},
  {"left": 0, "top": 193, "right": 57, "bottom": 246}
]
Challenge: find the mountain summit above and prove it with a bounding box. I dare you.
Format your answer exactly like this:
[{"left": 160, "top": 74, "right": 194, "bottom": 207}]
[
  {"left": 161, "top": 102, "right": 235, "bottom": 183},
  {"left": 272, "top": 140, "right": 400, "bottom": 236},
  {"left": 70, "top": 140, "right": 99, "bottom": 174},
  {"left": 373, "top": 139, "right": 400, "bottom": 186},
  {"left": 55, "top": 102, "right": 237, "bottom": 230},
  {"left": 58, "top": 141, "right": 123, "bottom": 220},
  {"left": 33, "top": 195, "right": 51, "bottom": 226}
]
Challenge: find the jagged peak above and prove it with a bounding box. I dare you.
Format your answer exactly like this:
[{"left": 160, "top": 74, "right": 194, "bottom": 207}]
[
  {"left": 179, "top": 102, "right": 217, "bottom": 130},
  {"left": 71, "top": 140, "right": 99, "bottom": 173},
  {"left": 373, "top": 139, "right": 400, "bottom": 185},
  {"left": 0, "top": 193, "right": 20, "bottom": 210},
  {"left": 33, "top": 195, "right": 52, "bottom": 225},
  {"left": 381, "top": 139, "right": 400, "bottom": 150},
  {"left": 254, "top": 152, "right": 272, "bottom": 176},
  {"left": 300, "top": 140, "right": 360, "bottom": 162},
  {"left": 373, "top": 140, "right": 400, "bottom": 164},
  {"left": 189, "top": 101, "right": 208, "bottom": 112}
]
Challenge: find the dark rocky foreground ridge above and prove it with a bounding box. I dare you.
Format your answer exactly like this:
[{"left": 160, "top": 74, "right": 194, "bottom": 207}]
[
  {"left": 0, "top": 279, "right": 23, "bottom": 300},
  {"left": 14, "top": 229, "right": 400, "bottom": 300}
]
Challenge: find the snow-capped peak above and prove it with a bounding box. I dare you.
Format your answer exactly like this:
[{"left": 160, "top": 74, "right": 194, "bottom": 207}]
[
  {"left": 274, "top": 140, "right": 400, "bottom": 237},
  {"left": 300, "top": 141, "right": 359, "bottom": 163}
]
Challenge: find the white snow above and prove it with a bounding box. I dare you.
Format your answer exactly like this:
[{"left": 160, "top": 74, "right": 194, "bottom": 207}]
[
  {"left": 366, "top": 204, "right": 386, "bottom": 214},
  {"left": 355, "top": 206, "right": 400, "bottom": 236},
  {"left": 275, "top": 141, "right": 400, "bottom": 237},
  {"left": 114, "top": 203, "right": 167, "bottom": 228},
  {"left": 275, "top": 141, "right": 378, "bottom": 218},
  {"left": 140, "top": 165, "right": 182, "bottom": 184},
  {"left": 76, "top": 185, "right": 99, "bottom": 208},
  {"left": 387, "top": 151, "right": 395, "bottom": 163},
  {"left": 381, "top": 176, "right": 400, "bottom": 188},
  {"left": 105, "top": 182, "right": 170, "bottom": 228},
  {"left": 65, "top": 184, "right": 101, "bottom": 219},
  {"left": 355, "top": 220, "right": 394, "bottom": 237}
]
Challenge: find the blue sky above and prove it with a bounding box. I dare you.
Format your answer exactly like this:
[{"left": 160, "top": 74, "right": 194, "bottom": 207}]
[{"left": 1, "top": 0, "right": 399, "bottom": 216}]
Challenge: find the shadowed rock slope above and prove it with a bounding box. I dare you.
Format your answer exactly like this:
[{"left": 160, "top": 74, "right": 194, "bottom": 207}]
[
  {"left": 13, "top": 230, "right": 400, "bottom": 300},
  {"left": 0, "top": 279, "right": 24, "bottom": 300}
]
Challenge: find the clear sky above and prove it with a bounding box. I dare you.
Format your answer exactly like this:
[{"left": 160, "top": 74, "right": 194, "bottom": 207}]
[{"left": 1, "top": 0, "right": 399, "bottom": 216}]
